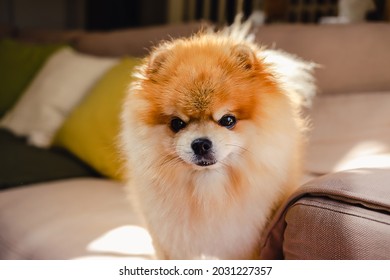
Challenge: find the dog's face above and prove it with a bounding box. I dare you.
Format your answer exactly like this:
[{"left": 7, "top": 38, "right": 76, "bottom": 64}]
[
  {"left": 168, "top": 106, "right": 242, "bottom": 169},
  {"left": 126, "top": 35, "right": 286, "bottom": 171}
]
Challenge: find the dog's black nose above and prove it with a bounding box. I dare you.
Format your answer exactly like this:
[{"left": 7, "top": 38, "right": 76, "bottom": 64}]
[{"left": 191, "top": 138, "right": 212, "bottom": 156}]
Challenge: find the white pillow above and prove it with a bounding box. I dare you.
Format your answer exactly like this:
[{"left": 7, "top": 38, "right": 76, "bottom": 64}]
[{"left": 0, "top": 47, "right": 118, "bottom": 148}]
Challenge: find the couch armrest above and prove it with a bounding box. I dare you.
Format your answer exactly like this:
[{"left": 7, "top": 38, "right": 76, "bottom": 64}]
[{"left": 260, "top": 168, "right": 390, "bottom": 259}]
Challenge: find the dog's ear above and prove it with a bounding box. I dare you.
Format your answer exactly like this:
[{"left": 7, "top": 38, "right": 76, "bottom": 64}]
[
  {"left": 147, "top": 47, "right": 170, "bottom": 78},
  {"left": 232, "top": 44, "right": 257, "bottom": 70}
]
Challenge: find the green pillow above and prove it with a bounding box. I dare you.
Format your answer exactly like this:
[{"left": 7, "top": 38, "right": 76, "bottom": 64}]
[
  {"left": 0, "top": 39, "right": 64, "bottom": 117},
  {"left": 54, "top": 57, "right": 140, "bottom": 181}
]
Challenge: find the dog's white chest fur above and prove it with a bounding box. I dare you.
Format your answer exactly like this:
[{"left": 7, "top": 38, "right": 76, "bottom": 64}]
[{"left": 132, "top": 168, "right": 282, "bottom": 260}]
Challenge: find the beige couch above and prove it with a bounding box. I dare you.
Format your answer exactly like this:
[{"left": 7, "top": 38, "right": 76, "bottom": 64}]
[{"left": 0, "top": 22, "right": 389, "bottom": 259}]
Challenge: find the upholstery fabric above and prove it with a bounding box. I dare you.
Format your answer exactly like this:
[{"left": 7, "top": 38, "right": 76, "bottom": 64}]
[
  {"left": 260, "top": 168, "right": 390, "bottom": 259},
  {"left": 284, "top": 196, "right": 390, "bottom": 259}
]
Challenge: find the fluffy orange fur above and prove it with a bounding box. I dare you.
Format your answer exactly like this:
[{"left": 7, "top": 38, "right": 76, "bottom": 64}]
[{"left": 120, "top": 30, "right": 310, "bottom": 259}]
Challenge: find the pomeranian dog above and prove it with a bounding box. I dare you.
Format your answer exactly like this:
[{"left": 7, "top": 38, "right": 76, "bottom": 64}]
[{"left": 120, "top": 18, "right": 316, "bottom": 259}]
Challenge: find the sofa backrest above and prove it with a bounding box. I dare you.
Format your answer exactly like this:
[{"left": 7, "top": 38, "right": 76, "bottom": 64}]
[
  {"left": 254, "top": 23, "right": 390, "bottom": 95},
  {"left": 0, "top": 25, "right": 15, "bottom": 39},
  {"left": 73, "top": 22, "right": 204, "bottom": 57},
  {"left": 12, "top": 22, "right": 204, "bottom": 58},
  {"left": 9, "top": 22, "right": 390, "bottom": 95}
]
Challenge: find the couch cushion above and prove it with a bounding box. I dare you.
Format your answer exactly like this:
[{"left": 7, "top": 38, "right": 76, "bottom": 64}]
[
  {"left": 0, "top": 178, "right": 154, "bottom": 259},
  {"left": 0, "top": 129, "right": 99, "bottom": 189},
  {"left": 254, "top": 23, "right": 390, "bottom": 95},
  {"left": 305, "top": 91, "right": 390, "bottom": 175},
  {"left": 260, "top": 168, "right": 390, "bottom": 260}
]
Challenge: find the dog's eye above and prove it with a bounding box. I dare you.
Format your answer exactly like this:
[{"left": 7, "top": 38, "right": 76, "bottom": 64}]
[
  {"left": 218, "top": 114, "right": 237, "bottom": 129},
  {"left": 170, "top": 117, "right": 187, "bottom": 133}
]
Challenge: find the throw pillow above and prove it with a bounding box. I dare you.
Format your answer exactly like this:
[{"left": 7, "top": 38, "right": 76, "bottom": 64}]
[
  {"left": 53, "top": 57, "right": 140, "bottom": 181},
  {"left": 0, "top": 39, "right": 64, "bottom": 117},
  {"left": 0, "top": 47, "right": 118, "bottom": 147}
]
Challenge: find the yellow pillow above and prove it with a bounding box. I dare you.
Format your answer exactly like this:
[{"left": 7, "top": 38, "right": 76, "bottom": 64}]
[{"left": 54, "top": 57, "right": 140, "bottom": 181}]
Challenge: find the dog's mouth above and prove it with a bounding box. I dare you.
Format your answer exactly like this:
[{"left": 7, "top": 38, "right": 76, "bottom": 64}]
[
  {"left": 192, "top": 153, "right": 218, "bottom": 167},
  {"left": 194, "top": 159, "right": 217, "bottom": 167}
]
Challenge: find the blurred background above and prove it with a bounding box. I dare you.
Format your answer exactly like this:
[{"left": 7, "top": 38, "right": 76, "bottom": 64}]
[{"left": 0, "top": 0, "right": 389, "bottom": 31}]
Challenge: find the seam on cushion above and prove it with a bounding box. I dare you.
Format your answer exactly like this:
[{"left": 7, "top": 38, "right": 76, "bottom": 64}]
[
  {"left": 291, "top": 198, "right": 390, "bottom": 226},
  {"left": 304, "top": 186, "right": 389, "bottom": 209},
  {"left": 305, "top": 194, "right": 390, "bottom": 216},
  {"left": 303, "top": 173, "right": 390, "bottom": 211}
]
